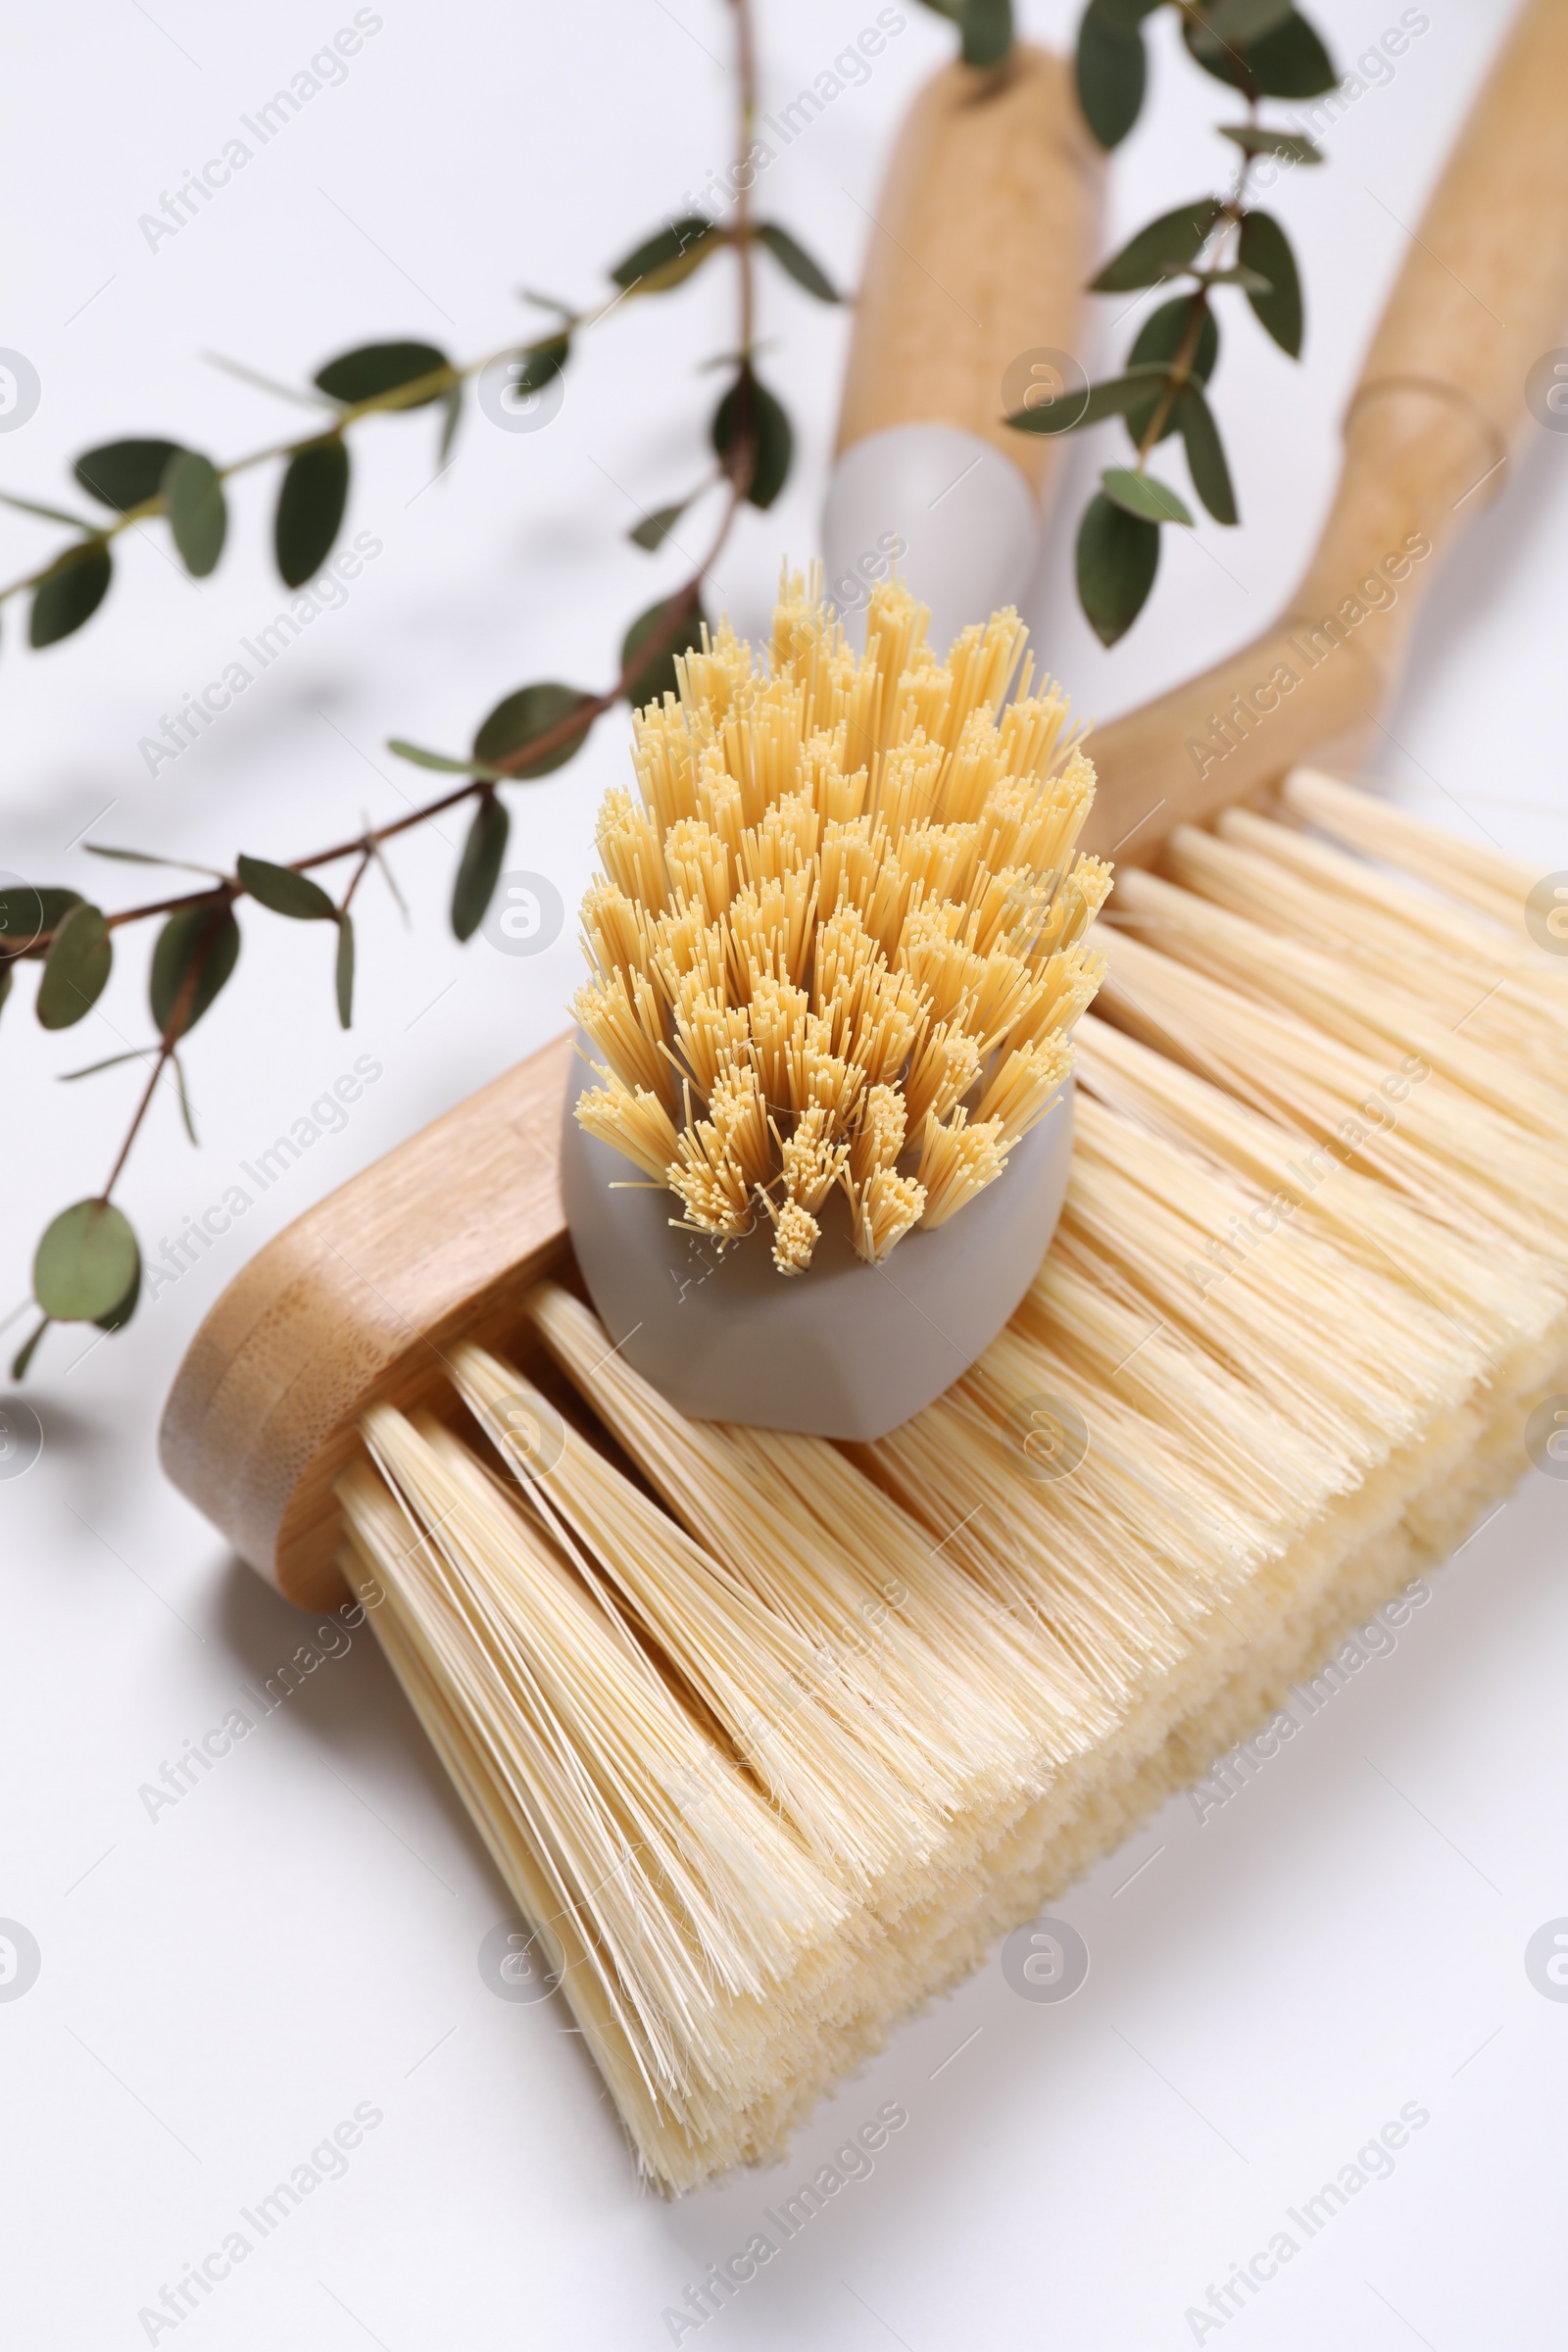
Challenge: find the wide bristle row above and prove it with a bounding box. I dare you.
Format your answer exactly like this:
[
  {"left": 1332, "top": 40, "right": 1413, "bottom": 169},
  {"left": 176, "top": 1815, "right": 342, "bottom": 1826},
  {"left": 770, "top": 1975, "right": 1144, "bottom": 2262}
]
[{"left": 575, "top": 576, "right": 1095, "bottom": 1274}]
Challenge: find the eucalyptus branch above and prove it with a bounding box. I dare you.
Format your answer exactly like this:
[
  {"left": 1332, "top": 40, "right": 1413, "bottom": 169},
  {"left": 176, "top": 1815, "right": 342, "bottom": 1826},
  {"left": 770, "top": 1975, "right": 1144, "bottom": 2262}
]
[
  {"left": 1005, "top": 0, "right": 1338, "bottom": 643},
  {"left": 3, "top": 0, "right": 802, "bottom": 1381}
]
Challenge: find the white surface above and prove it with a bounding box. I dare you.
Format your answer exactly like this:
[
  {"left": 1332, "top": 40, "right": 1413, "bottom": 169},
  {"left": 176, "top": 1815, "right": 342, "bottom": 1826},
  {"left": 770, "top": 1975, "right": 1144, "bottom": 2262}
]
[
  {"left": 821, "top": 424, "right": 1040, "bottom": 650},
  {"left": 3, "top": 2, "right": 1566, "bottom": 2346}
]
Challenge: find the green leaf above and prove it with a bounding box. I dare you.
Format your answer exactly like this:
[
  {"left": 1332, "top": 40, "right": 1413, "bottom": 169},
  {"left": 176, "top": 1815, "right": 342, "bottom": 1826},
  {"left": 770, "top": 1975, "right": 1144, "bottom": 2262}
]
[
  {"left": 1123, "top": 301, "right": 1219, "bottom": 445},
  {"left": 1202, "top": 0, "right": 1295, "bottom": 40},
  {"left": 1076, "top": 491, "right": 1160, "bottom": 646},
  {"left": 37, "top": 902, "right": 112, "bottom": 1030},
  {"left": 1076, "top": 4, "right": 1148, "bottom": 149},
  {"left": 95, "top": 1250, "right": 142, "bottom": 1332},
  {"left": 34, "top": 1200, "right": 140, "bottom": 1324},
  {"left": 274, "top": 436, "right": 349, "bottom": 587},
  {"left": 0, "top": 886, "right": 81, "bottom": 959},
  {"left": 1101, "top": 466, "right": 1193, "bottom": 525},
  {"left": 1175, "top": 382, "right": 1239, "bottom": 522},
  {"left": 451, "top": 793, "right": 510, "bottom": 942},
  {"left": 621, "top": 595, "right": 709, "bottom": 711},
  {"left": 0, "top": 491, "right": 104, "bottom": 530},
  {"left": 1006, "top": 362, "right": 1167, "bottom": 435},
  {"left": 30, "top": 543, "right": 112, "bottom": 647},
  {"left": 0, "top": 961, "right": 11, "bottom": 1025},
  {"left": 472, "top": 683, "right": 597, "bottom": 778},
  {"left": 508, "top": 336, "right": 569, "bottom": 394},
  {"left": 755, "top": 223, "right": 840, "bottom": 303},
  {"left": 1183, "top": 7, "right": 1336, "bottom": 95},
  {"left": 82, "top": 843, "right": 224, "bottom": 877},
  {"left": 162, "top": 449, "right": 227, "bottom": 577},
  {"left": 334, "top": 911, "right": 355, "bottom": 1027},
  {"left": 11, "top": 1318, "right": 48, "bottom": 1380},
  {"left": 1090, "top": 199, "right": 1225, "bottom": 292},
  {"left": 150, "top": 905, "right": 240, "bottom": 1036},
  {"left": 1238, "top": 210, "right": 1303, "bottom": 356},
  {"left": 171, "top": 1053, "right": 198, "bottom": 1146},
  {"left": 710, "top": 369, "right": 793, "bottom": 509},
  {"left": 74, "top": 438, "right": 182, "bottom": 511},
  {"left": 629, "top": 498, "right": 692, "bottom": 552},
  {"left": 611, "top": 217, "right": 720, "bottom": 294},
  {"left": 438, "top": 385, "right": 463, "bottom": 466},
  {"left": 959, "top": 0, "right": 1012, "bottom": 69},
  {"left": 236, "top": 854, "right": 336, "bottom": 920},
  {"left": 1219, "top": 122, "right": 1322, "bottom": 163},
  {"left": 59, "top": 1048, "right": 153, "bottom": 1081},
  {"left": 313, "top": 341, "right": 449, "bottom": 409},
  {"left": 385, "top": 737, "right": 505, "bottom": 779}
]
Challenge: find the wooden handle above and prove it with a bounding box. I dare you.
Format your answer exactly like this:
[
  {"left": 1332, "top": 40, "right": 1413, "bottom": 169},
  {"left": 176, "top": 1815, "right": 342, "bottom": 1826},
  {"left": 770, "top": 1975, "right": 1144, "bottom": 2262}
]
[
  {"left": 159, "top": 1036, "right": 573, "bottom": 1608},
  {"left": 1080, "top": 0, "right": 1568, "bottom": 863},
  {"left": 835, "top": 42, "right": 1103, "bottom": 490}
]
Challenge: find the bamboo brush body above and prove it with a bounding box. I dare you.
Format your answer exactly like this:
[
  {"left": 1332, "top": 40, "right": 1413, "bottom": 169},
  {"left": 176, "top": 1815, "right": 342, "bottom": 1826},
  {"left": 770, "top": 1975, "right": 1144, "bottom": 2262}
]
[
  {"left": 327, "top": 778, "right": 1568, "bottom": 2188},
  {"left": 160, "top": 1, "right": 1568, "bottom": 2197}
]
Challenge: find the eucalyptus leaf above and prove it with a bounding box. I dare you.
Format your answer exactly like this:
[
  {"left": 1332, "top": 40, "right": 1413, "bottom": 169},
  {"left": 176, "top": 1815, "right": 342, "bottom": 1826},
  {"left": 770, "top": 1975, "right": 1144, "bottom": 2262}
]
[
  {"left": 958, "top": 0, "right": 1012, "bottom": 70},
  {"left": 1101, "top": 466, "right": 1193, "bottom": 525},
  {"left": 236, "top": 854, "right": 336, "bottom": 921},
  {"left": 59, "top": 1048, "right": 154, "bottom": 1081},
  {"left": 1175, "top": 382, "right": 1239, "bottom": 522},
  {"left": 0, "top": 885, "right": 80, "bottom": 959},
  {"left": 82, "top": 843, "right": 225, "bottom": 877},
  {"left": 33, "top": 1199, "right": 140, "bottom": 1324},
  {"left": 74, "top": 438, "right": 183, "bottom": 511},
  {"left": 451, "top": 793, "right": 510, "bottom": 942},
  {"left": 1238, "top": 210, "right": 1303, "bottom": 355},
  {"left": 438, "top": 386, "right": 463, "bottom": 467},
  {"left": 385, "top": 738, "right": 506, "bottom": 780},
  {"left": 1183, "top": 6, "right": 1336, "bottom": 95},
  {"left": 1091, "top": 199, "right": 1225, "bottom": 292},
  {"left": 11, "top": 1318, "right": 48, "bottom": 1380},
  {"left": 1203, "top": 0, "right": 1295, "bottom": 41},
  {"left": 1219, "top": 122, "right": 1322, "bottom": 163},
  {"left": 621, "top": 595, "right": 709, "bottom": 711},
  {"left": 629, "top": 498, "right": 692, "bottom": 552},
  {"left": 30, "top": 544, "right": 112, "bottom": 647},
  {"left": 335, "top": 911, "right": 356, "bottom": 1027},
  {"left": 472, "top": 683, "right": 597, "bottom": 777},
  {"left": 710, "top": 370, "right": 793, "bottom": 509},
  {"left": 314, "top": 341, "right": 449, "bottom": 408},
  {"left": 755, "top": 223, "right": 840, "bottom": 303},
  {"left": 0, "top": 491, "right": 104, "bottom": 530},
  {"left": 162, "top": 449, "right": 227, "bottom": 577},
  {"left": 1075, "top": 3, "right": 1148, "bottom": 149},
  {"left": 612, "top": 217, "right": 719, "bottom": 294},
  {"left": 1076, "top": 491, "right": 1160, "bottom": 647},
  {"left": 172, "top": 1054, "right": 198, "bottom": 1148},
  {"left": 37, "top": 902, "right": 112, "bottom": 1030},
  {"left": 274, "top": 436, "right": 349, "bottom": 587},
  {"left": 95, "top": 1250, "right": 142, "bottom": 1332},
  {"left": 1007, "top": 362, "right": 1168, "bottom": 435},
  {"left": 150, "top": 905, "right": 240, "bottom": 1036}
]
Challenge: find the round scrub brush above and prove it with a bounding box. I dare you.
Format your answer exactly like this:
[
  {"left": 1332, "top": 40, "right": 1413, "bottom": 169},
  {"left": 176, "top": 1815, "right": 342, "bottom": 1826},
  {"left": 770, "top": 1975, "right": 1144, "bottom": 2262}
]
[{"left": 561, "top": 570, "right": 1110, "bottom": 1439}]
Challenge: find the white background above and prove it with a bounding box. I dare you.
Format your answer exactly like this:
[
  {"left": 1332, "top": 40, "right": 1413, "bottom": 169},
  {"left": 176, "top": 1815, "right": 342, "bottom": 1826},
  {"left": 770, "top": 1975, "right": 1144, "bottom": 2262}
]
[{"left": 4, "top": 1, "right": 1567, "bottom": 2345}]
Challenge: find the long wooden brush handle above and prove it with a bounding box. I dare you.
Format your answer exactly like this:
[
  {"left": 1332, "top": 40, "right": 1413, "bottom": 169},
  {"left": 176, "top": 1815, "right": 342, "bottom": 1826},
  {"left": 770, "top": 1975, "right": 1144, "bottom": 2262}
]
[
  {"left": 1082, "top": 0, "right": 1568, "bottom": 862},
  {"left": 835, "top": 41, "right": 1102, "bottom": 489}
]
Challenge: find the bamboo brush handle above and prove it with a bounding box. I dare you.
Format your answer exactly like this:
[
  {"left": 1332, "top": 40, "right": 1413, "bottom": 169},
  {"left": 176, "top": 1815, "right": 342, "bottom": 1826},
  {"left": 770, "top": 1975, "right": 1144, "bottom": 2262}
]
[
  {"left": 1081, "top": 0, "right": 1568, "bottom": 864},
  {"left": 835, "top": 41, "right": 1103, "bottom": 489}
]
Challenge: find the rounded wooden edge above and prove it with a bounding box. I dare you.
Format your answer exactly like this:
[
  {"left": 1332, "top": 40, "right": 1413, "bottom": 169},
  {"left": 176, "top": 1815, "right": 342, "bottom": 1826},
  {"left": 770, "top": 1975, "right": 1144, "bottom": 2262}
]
[{"left": 159, "top": 1033, "right": 575, "bottom": 1610}]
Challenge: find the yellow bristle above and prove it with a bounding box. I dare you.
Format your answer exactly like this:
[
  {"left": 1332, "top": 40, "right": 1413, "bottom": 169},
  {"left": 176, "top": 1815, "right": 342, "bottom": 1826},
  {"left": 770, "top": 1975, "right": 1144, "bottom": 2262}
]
[{"left": 572, "top": 583, "right": 1104, "bottom": 1268}]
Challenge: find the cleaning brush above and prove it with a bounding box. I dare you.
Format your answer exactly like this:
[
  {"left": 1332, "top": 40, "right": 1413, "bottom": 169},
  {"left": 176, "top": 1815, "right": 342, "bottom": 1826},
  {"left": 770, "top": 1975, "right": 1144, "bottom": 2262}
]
[{"left": 159, "top": 0, "right": 1568, "bottom": 2196}]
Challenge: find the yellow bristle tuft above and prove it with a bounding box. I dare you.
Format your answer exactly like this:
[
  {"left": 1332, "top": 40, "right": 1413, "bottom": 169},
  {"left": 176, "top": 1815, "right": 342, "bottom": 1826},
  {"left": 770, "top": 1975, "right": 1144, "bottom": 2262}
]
[{"left": 573, "top": 580, "right": 1105, "bottom": 1268}]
